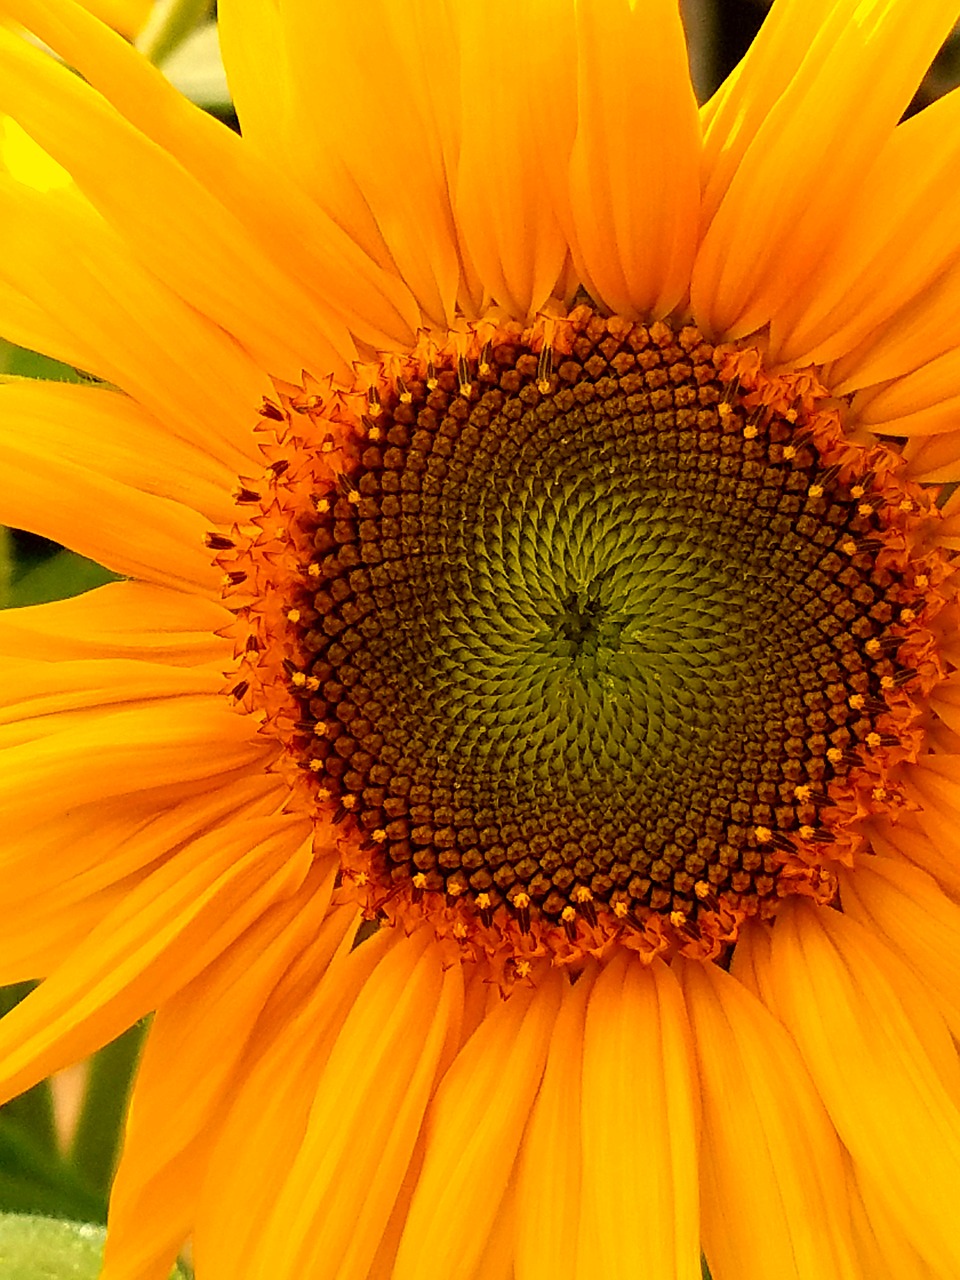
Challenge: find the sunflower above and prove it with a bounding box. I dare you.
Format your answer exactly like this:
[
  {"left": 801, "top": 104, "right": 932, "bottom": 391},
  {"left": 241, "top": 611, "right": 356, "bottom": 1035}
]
[{"left": 2, "top": 0, "right": 960, "bottom": 1276}]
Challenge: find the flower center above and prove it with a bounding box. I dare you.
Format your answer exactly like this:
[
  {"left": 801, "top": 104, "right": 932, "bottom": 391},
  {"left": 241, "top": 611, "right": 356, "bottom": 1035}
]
[{"left": 216, "top": 308, "right": 950, "bottom": 973}]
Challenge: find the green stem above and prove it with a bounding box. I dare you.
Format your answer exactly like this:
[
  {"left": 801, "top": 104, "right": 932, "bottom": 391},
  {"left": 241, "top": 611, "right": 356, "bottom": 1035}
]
[
  {"left": 68, "top": 1022, "right": 147, "bottom": 1195},
  {"left": 135, "top": 0, "right": 212, "bottom": 67}
]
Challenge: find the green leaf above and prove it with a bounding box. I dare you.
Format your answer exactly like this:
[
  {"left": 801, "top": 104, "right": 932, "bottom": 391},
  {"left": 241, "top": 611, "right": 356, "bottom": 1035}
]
[
  {"left": 5, "top": 550, "right": 118, "bottom": 609},
  {"left": 0, "top": 340, "right": 88, "bottom": 384},
  {"left": 0, "top": 1216, "right": 188, "bottom": 1279},
  {"left": 0, "top": 1215, "right": 105, "bottom": 1280},
  {"left": 68, "top": 1024, "right": 146, "bottom": 1197}
]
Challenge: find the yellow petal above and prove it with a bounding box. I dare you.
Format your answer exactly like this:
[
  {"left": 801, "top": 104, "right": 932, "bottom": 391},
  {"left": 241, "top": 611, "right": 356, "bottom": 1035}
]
[
  {"left": 840, "top": 856, "right": 960, "bottom": 1043},
  {"left": 193, "top": 925, "right": 397, "bottom": 1280},
  {"left": 250, "top": 932, "right": 463, "bottom": 1280},
  {"left": 0, "top": 813, "right": 313, "bottom": 1102},
  {"left": 566, "top": 0, "right": 700, "bottom": 319},
  {"left": 101, "top": 861, "right": 342, "bottom": 1280},
  {"left": 453, "top": 0, "right": 569, "bottom": 318},
  {"left": 0, "top": 22, "right": 358, "bottom": 381},
  {"left": 0, "top": 273, "right": 89, "bottom": 371},
  {"left": 0, "top": 175, "right": 266, "bottom": 473},
  {"left": 577, "top": 953, "right": 700, "bottom": 1280},
  {"left": 677, "top": 956, "right": 861, "bottom": 1280},
  {"left": 392, "top": 966, "right": 563, "bottom": 1280},
  {"left": 9, "top": 0, "right": 424, "bottom": 355},
  {"left": 0, "top": 377, "right": 237, "bottom": 524},
  {"left": 771, "top": 897, "right": 960, "bottom": 1278},
  {"left": 275, "top": 0, "right": 463, "bottom": 328},
  {"left": 82, "top": 0, "right": 148, "bottom": 38},
  {"left": 771, "top": 87, "right": 960, "bottom": 366},
  {"left": 0, "top": 582, "right": 230, "bottom": 666},
  {"left": 515, "top": 961, "right": 597, "bottom": 1280},
  {"left": 216, "top": 0, "right": 288, "bottom": 158},
  {"left": 691, "top": 0, "right": 958, "bottom": 340}
]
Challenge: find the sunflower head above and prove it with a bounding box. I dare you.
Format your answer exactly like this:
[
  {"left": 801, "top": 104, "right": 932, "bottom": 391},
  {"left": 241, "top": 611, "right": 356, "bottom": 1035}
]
[
  {"left": 5, "top": 2, "right": 960, "bottom": 1278},
  {"left": 211, "top": 303, "right": 956, "bottom": 982}
]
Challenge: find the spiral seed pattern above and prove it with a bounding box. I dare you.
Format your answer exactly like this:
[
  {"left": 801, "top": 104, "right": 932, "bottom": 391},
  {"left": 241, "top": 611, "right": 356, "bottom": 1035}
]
[{"left": 288, "top": 317, "right": 917, "bottom": 933}]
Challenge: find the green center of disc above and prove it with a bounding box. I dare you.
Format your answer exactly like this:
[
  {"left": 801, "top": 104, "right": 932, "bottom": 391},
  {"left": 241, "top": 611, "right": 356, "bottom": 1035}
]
[{"left": 292, "top": 317, "right": 910, "bottom": 927}]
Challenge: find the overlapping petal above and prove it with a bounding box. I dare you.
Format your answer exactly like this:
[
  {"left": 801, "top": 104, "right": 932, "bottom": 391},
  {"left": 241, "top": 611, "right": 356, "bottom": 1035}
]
[
  {"left": 770, "top": 898, "right": 960, "bottom": 1278},
  {"left": 678, "top": 957, "right": 861, "bottom": 1280},
  {"left": 0, "top": 811, "right": 313, "bottom": 1102},
  {"left": 392, "top": 966, "right": 563, "bottom": 1280},
  {"left": 577, "top": 954, "right": 700, "bottom": 1280},
  {"left": 692, "top": 0, "right": 959, "bottom": 340},
  {"left": 101, "top": 861, "right": 344, "bottom": 1280},
  {"left": 565, "top": 0, "right": 700, "bottom": 320}
]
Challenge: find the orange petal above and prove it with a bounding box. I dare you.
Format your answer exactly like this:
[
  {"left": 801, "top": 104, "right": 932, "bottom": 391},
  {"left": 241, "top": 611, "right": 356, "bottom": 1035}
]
[
  {"left": 193, "top": 926, "right": 398, "bottom": 1280},
  {"left": 0, "top": 693, "right": 269, "bottom": 827},
  {"left": 903, "top": 754, "right": 960, "bottom": 854},
  {"left": 771, "top": 87, "right": 960, "bottom": 367},
  {"left": 566, "top": 0, "right": 700, "bottom": 319},
  {"left": 0, "top": 582, "right": 229, "bottom": 666},
  {"left": 453, "top": 0, "right": 569, "bottom": 318},
  {"left": 770, "top": 897, "right": 960, "bottom": 1278},
  {"left": 0, "top": 440, "right": 218, "bottom": 594},
  {"left": 250, "top": 932, "right": 463, "bottom": 1280},
  {"left": 0, "top": 813, "right": 313, "bottom": 1102},
  {"left": 0, "top": 377, "right": 237, "bottom": 524},
  {"left": 849, "top": 344, "right": 960, "bottom": 442},
  {"left": 0, "top": 769, "right": 285, "bottom": 938},
  {"left": 678, "top": 956, "right": 861, "bottom": 1280},
  {"left": 728, "top": 916, "right": 779, "bottom": 1012},
  {"left": 840, "top": 855, "right": 960, "bottom": 1043},
  {"left": 577, "top": 953, "right": 700, "bottom": 1280},
  {"left": 101, "top": 861, "right": 343, "bottom": 1280},
  {"left": 514, "top": 960, "right": 597, "bottom": 1280},
  {"left": 698, "top": 0, "right": 837, "bottom": 222},
  {"left": 865, "top": 814, "right": 960, "bottom": 906},
  {"left": 392, "top": 966, "right": 564, "bottom": 1280},
  {"left": 691, "top": 0, "right": 958, "bottom": 340},
  {"left": 901, "top": 431, "right": 960, "bottom": 484},
  {"left": 0, "top": 655, "right": 224, "bottom": 748},
  {"left": 847, "top": 1160, "right": 940, "bottom": 1280}
]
